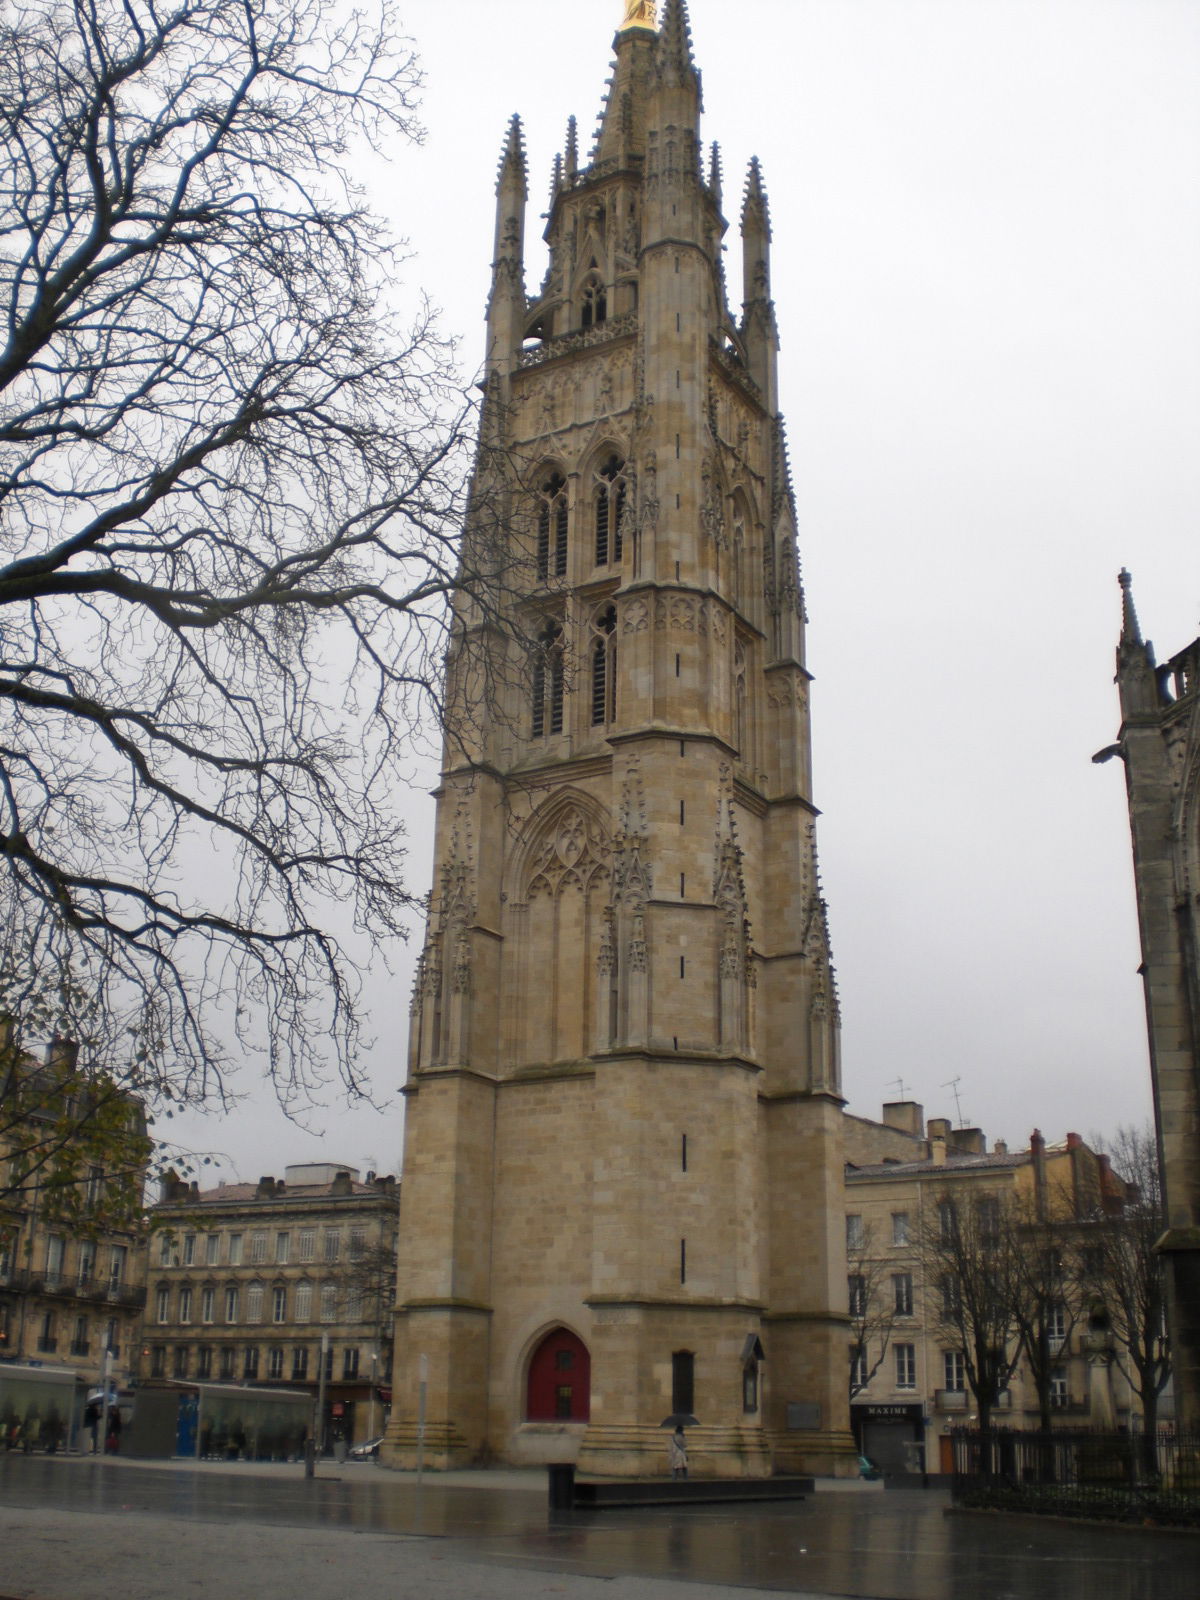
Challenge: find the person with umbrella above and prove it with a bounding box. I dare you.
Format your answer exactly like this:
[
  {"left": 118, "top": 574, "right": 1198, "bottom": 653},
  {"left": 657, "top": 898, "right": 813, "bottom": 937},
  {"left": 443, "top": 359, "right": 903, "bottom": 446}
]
[{"left": 667, "top": 1424, "right": 688, "bottom": 1479}]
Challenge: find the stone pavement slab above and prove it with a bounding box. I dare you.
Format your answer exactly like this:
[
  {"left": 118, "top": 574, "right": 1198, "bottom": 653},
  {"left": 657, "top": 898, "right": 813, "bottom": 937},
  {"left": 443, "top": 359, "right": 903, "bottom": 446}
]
[{"left": 0, "top": 1504, "right": 824, "bottom": 1600}]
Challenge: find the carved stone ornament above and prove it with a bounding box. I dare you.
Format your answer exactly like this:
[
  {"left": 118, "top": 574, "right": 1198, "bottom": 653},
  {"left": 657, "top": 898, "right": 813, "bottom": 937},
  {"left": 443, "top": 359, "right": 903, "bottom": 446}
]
[
  {"left": 622, "top": 596, "right": 649, "bottom": 634},
  {"left": 527, "top": 805, "right": 611, "bottom": 899}
]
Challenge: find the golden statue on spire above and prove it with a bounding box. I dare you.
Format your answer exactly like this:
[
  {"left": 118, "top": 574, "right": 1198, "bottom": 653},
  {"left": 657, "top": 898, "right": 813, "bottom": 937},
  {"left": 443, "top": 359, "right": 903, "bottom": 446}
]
[{"left": 620, "top": 1, "right": 657, "bottom": 30}]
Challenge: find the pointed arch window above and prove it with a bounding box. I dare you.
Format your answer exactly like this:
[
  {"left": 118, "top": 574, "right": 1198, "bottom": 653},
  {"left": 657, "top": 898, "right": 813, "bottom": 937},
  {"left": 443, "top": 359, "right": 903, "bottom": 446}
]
[
  {"left": 594, "top": 456, "right": 627, "bottom": 567},
  {"left": 591, "top": 605, "right": 618, "bottom": 727},
  {"left": 531, "top": 620, "right": 565, "bottom": 739},
  {"left": 580, "top": 272, "right": 607, "bottom": 331},
  {"left": 536, "top": 472, "right": 568, "bottom": 582}
]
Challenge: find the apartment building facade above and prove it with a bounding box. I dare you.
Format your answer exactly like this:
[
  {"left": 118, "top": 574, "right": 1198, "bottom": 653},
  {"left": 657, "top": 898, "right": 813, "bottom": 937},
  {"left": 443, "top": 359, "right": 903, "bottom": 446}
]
[
  {"left": 844, "top": 1104, "right": 1132, "bottom": 1475},
  {"left": 148, "top": 1164, "right": 398, "bottom": 1447}
]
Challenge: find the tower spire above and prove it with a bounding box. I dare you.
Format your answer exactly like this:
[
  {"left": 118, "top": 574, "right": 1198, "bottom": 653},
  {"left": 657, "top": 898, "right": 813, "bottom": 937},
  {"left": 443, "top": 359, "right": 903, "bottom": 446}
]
[
  {"left": 486, "top": 114, "right": 527, "bottom": 383},
  {"left": 1118, "top": 567, "right": 1143, "bottom": 647},
  {"left": 741, "top": 157, "right": 778, "bottom": 408},
  {"left": 657, "top": 0, "right": 699, "bottom": 89}
]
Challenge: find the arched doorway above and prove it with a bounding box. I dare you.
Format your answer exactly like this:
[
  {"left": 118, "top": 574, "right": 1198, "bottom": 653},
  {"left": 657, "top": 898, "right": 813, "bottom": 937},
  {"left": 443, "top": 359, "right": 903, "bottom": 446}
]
[{"left": 526, "top": 1328, "right": 591, "bottom": 1422}]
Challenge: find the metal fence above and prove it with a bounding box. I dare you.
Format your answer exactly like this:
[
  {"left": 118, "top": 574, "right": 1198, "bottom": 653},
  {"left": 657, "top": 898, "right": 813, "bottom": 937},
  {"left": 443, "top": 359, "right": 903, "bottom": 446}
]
[{"left": 950, "top": 1427, "right": 1200, "bottom": 1528}]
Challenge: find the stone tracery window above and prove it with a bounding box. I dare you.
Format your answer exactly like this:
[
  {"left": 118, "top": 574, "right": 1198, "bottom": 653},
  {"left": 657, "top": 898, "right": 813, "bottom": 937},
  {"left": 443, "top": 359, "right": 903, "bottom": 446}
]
[
  {"left": 594, "top": 456, "right": 626, "bottom": 567},
  {"left": 591, "top": 604, "right": 617, "bottom": 727},
  {"left": 536, "top": 471, "right": 568, "bottom": 582},
  {"left": 580, "top": 272, "right": 607, "bottom": 331},
  {"left": 531, "top": 619, "right": 565, "bottom": 739}
]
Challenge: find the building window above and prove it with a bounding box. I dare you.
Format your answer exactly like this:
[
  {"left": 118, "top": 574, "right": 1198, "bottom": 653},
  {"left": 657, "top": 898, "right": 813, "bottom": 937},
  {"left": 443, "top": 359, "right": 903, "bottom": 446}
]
[
  {"left": 323, "top": 1344, "right": 334, "bottom": 1381},
  {"left": 943, "top": 1350, "right": 966, "bottom": 1392},
  {"left": 297, "top": 1230, "right": 315, "bottom": 1264},
  {"left": 850, "top": 1346, "right": 869, "bottom": 1392},
  {"left": 536, "top": 472, "right": 569, "bottom": 582},
  {"left": 151, "top": 1345, "right": 166, "bottom": 1378},
  {"left": 201, "top": 1287, "right": 215, "bottom": 1325},
  {"left": 109, "top": 1245, "right": 127, "bottom": 1291},
  {"left": 268, "top": 1347, "right": 284, "bottom": 1380},
  {"left": 848, "top": 1275, "right": 867, "bottom": 1318},
  {"left": 292, "top": 1347, "right": 309, "bottom": 1381},
  {"left": 1050, "top": 1367, "right": 1069, "bottom": 1409},
  {"left": 249, "top": 1232, "right": 268, "bottom": 1265},
  {"left": 977, "top": 1196, "right": 1000, "bottom": 1245},
  {"left": 671, "top": 1350, "right": 695, "bottom": 1416},
  {"left": 345, "top": 1287, "right": 363, "bottom": 1322},
  {"left": 891, "top": 1212, "right": 910, "bottom": 1246},
  {"left": 77, "top": 1240, "right": 96, "bottom": 1286},
  {"left": 323, "top": 1232, "right": 341, "bottom": 1264},
  {"left": 220, "top": 1346, "right": 236, "bottom": 1381},
  {"left": 846, "top": 1214, "right": 863, "bottom": 1251},
  {"left": 1048, "top": 1301, "right": 1067, "bottom": 1345},
  {"left": 206, "top": 1234, "right": 220, "bottom": 1267},
  {"left": 895, "top": 1343, "right": 916, "bottom": 1390},
  {"left": 294, "top": 1282, "right": 313, "bottom": 1322},
  {"left": 940, "top": 1275, "right": 961, "bottom": 1320},
  {"left": 71, "top": 1314, "right": 89, "bottom": 1356},
  {"left": 531, "top": 620, "right": 565, "bottom": 739},
  {"left": 348, "top": 1229, "right": 366, "bottom": 1260},
  {"left": 580, "top": 272, "right": 607, "bottom": 331},
  {"left": 182, "top": 1234, "right": 195, "bottom": 1267},
  {"left": 272, "top": 1287, "right": 287, "bottom": 1325},
  {"left": 938, "top": 1201, "right": 956, "bottom": 1242},
  {"left": 594, "top": 455, "right": 626, "bottom": 566},
  {"left": 590, "top": 604, "right": 617, "bottom": 726},
  {"left": 893, "top": 1273, "right": 914, "bottom": 1318},
  {"left": 244, "top": 1347, "right": 259, "bottom": 1381},
  {"left": 224, "top": 1286, "right": 239, "bottom": 1324},
  {"left": 275, "top": 1233, "right": 290, "bottom": 1265},
  {"left": 85, "top": 1166, "right": 103, "bottom": 1208},
  {"left": 158, "top": 1234, "right": 174, "bottom": 1267},
  {"left": 197, "top": 1347, "right": 213, "bottom": 1379},
  {"left": 343, "top": 1347, "right": 360, "bottom": 1380},
  {"left": 156, "top": 1287, "right": 170, "bottom": 1325},
  {"left": 320, "top": 1284, "right": 337, "bottom": 1323},
  {"left": 173, "top": 1346, "right": 189, "bottom": 1379},
  {"left": 178, "top": 1285, "right": 193, "bottom": 1325},
  {"left": 228, "top": 1234, "right": 243, "bottom": 1266},
  {"left": 246, "top": 1283, "right": 264, "bottom": 1325},
  {"left": 45, "top": 1234, "right": 65, "bottom": 1285}
]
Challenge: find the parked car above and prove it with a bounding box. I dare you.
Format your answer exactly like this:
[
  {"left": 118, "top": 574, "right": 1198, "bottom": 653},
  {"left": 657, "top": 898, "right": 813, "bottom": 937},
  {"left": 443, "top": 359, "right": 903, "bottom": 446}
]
[
  {"left": 858, "top": 1454, "right": 882, "bottom": 1481},
  {"left": 348, "top": 1435, "right": 383, "bottom": 1460}
]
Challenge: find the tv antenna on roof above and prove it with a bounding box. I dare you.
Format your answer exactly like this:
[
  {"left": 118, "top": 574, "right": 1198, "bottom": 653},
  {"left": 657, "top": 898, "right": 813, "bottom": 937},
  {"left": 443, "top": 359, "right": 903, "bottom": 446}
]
[
  {"left": 888, "top": 1077, "right": 911, "bottom": 1102},
  {"left": 942, "top": 1076, "right": 968, "bottom": 1129}
]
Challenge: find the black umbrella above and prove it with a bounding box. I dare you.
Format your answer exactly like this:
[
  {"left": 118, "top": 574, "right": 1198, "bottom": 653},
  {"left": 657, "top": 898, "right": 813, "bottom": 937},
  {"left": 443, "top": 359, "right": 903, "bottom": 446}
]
[{"left": 659, "top": 1413, "right": 699, "bottom": 1428}]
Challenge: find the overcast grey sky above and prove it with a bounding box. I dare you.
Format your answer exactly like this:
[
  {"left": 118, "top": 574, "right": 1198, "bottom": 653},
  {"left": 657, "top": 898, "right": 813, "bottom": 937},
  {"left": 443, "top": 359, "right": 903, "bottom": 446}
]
[{"left": 175, "top": 0, "right": 1200, "bottom": 1181}]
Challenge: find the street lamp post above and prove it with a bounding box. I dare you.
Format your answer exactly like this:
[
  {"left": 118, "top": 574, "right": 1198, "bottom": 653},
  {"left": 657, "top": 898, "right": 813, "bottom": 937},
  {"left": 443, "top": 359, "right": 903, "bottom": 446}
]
[{"left": 366, "top": 1349, "right": 379, "bottom": 1444}]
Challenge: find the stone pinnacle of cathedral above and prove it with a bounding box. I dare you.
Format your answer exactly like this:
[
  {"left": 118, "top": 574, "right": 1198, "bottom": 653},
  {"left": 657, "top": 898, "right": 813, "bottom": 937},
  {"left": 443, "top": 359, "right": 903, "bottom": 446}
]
[
  {"left": 1118, "top": 568, "right": 1144, "bottom": 647},
  {"left": 657, "top": 0, "right": 697, "bottom": 81},
  {"left": 708, "top": 141, "right": 724, "bottom": 208},
  {"left": 742, "top": 156, "right": 772, "bottom": 239},
  {"left": 564, "top": 114, "right": 579, "bottom": 178},
  {"left": 495, "top": 112, "right": 527, "bottom": 198}
]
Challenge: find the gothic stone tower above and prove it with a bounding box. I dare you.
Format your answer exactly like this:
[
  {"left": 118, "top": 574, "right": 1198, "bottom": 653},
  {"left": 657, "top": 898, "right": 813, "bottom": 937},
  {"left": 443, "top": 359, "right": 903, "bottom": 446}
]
[
  {"left": 1109, "top": 571, "right": 1200, "bottom": 1429},
  {"left": 382, "top": 0, "right": 854, "bottom": 1478}
]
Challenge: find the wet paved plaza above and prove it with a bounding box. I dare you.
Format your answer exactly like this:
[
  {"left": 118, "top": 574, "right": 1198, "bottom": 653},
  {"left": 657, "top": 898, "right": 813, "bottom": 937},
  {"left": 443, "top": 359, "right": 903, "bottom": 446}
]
[{"left": 0, "top": 1456, "right": 1195, "bottom": 1600}]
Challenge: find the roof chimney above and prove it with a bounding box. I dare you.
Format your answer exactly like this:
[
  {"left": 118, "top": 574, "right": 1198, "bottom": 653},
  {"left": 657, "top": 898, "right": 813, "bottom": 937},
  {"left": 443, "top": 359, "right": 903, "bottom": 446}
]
[{"left": 882, "top": 1101, "right": 925, "bottom": 1139}]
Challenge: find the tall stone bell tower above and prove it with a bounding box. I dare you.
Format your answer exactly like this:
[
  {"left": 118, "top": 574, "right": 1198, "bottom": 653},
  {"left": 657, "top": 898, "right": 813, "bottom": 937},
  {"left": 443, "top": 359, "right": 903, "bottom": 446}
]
[{"left": 382, "top": 0, "right": 855, "bottom": 1478}]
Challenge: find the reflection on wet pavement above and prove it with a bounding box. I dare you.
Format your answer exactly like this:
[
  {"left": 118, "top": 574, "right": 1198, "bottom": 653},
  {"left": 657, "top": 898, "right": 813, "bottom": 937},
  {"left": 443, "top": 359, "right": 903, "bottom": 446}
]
[{"left": 0, "top": 1457, "right": 1194, "bottom": 1600}]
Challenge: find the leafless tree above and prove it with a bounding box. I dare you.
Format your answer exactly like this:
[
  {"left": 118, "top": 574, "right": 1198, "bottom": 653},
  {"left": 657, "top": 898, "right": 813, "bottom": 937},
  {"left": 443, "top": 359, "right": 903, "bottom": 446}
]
[
  {"left": 0, "top": 0, "right": 514, "bottom": 1119},
  {"left": 846, "top": 1221, "right": 899, "bottom": 1400},
  {"left": 1080, "top": 1126, "right": 1171, "bottom": 1467},
  {"left": 1002, "top": 1206, "right": 1083, "bottom": 1433},
  {"left": 920, "top": 1189, "right": 1023, "bottom": 1446}
]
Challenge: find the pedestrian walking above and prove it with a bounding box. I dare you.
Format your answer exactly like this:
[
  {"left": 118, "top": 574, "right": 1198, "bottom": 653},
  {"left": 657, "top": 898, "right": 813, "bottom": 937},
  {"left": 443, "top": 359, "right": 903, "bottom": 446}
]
[{"left": 668, "top": 1425, "right": 688, "bottom": 1479}]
